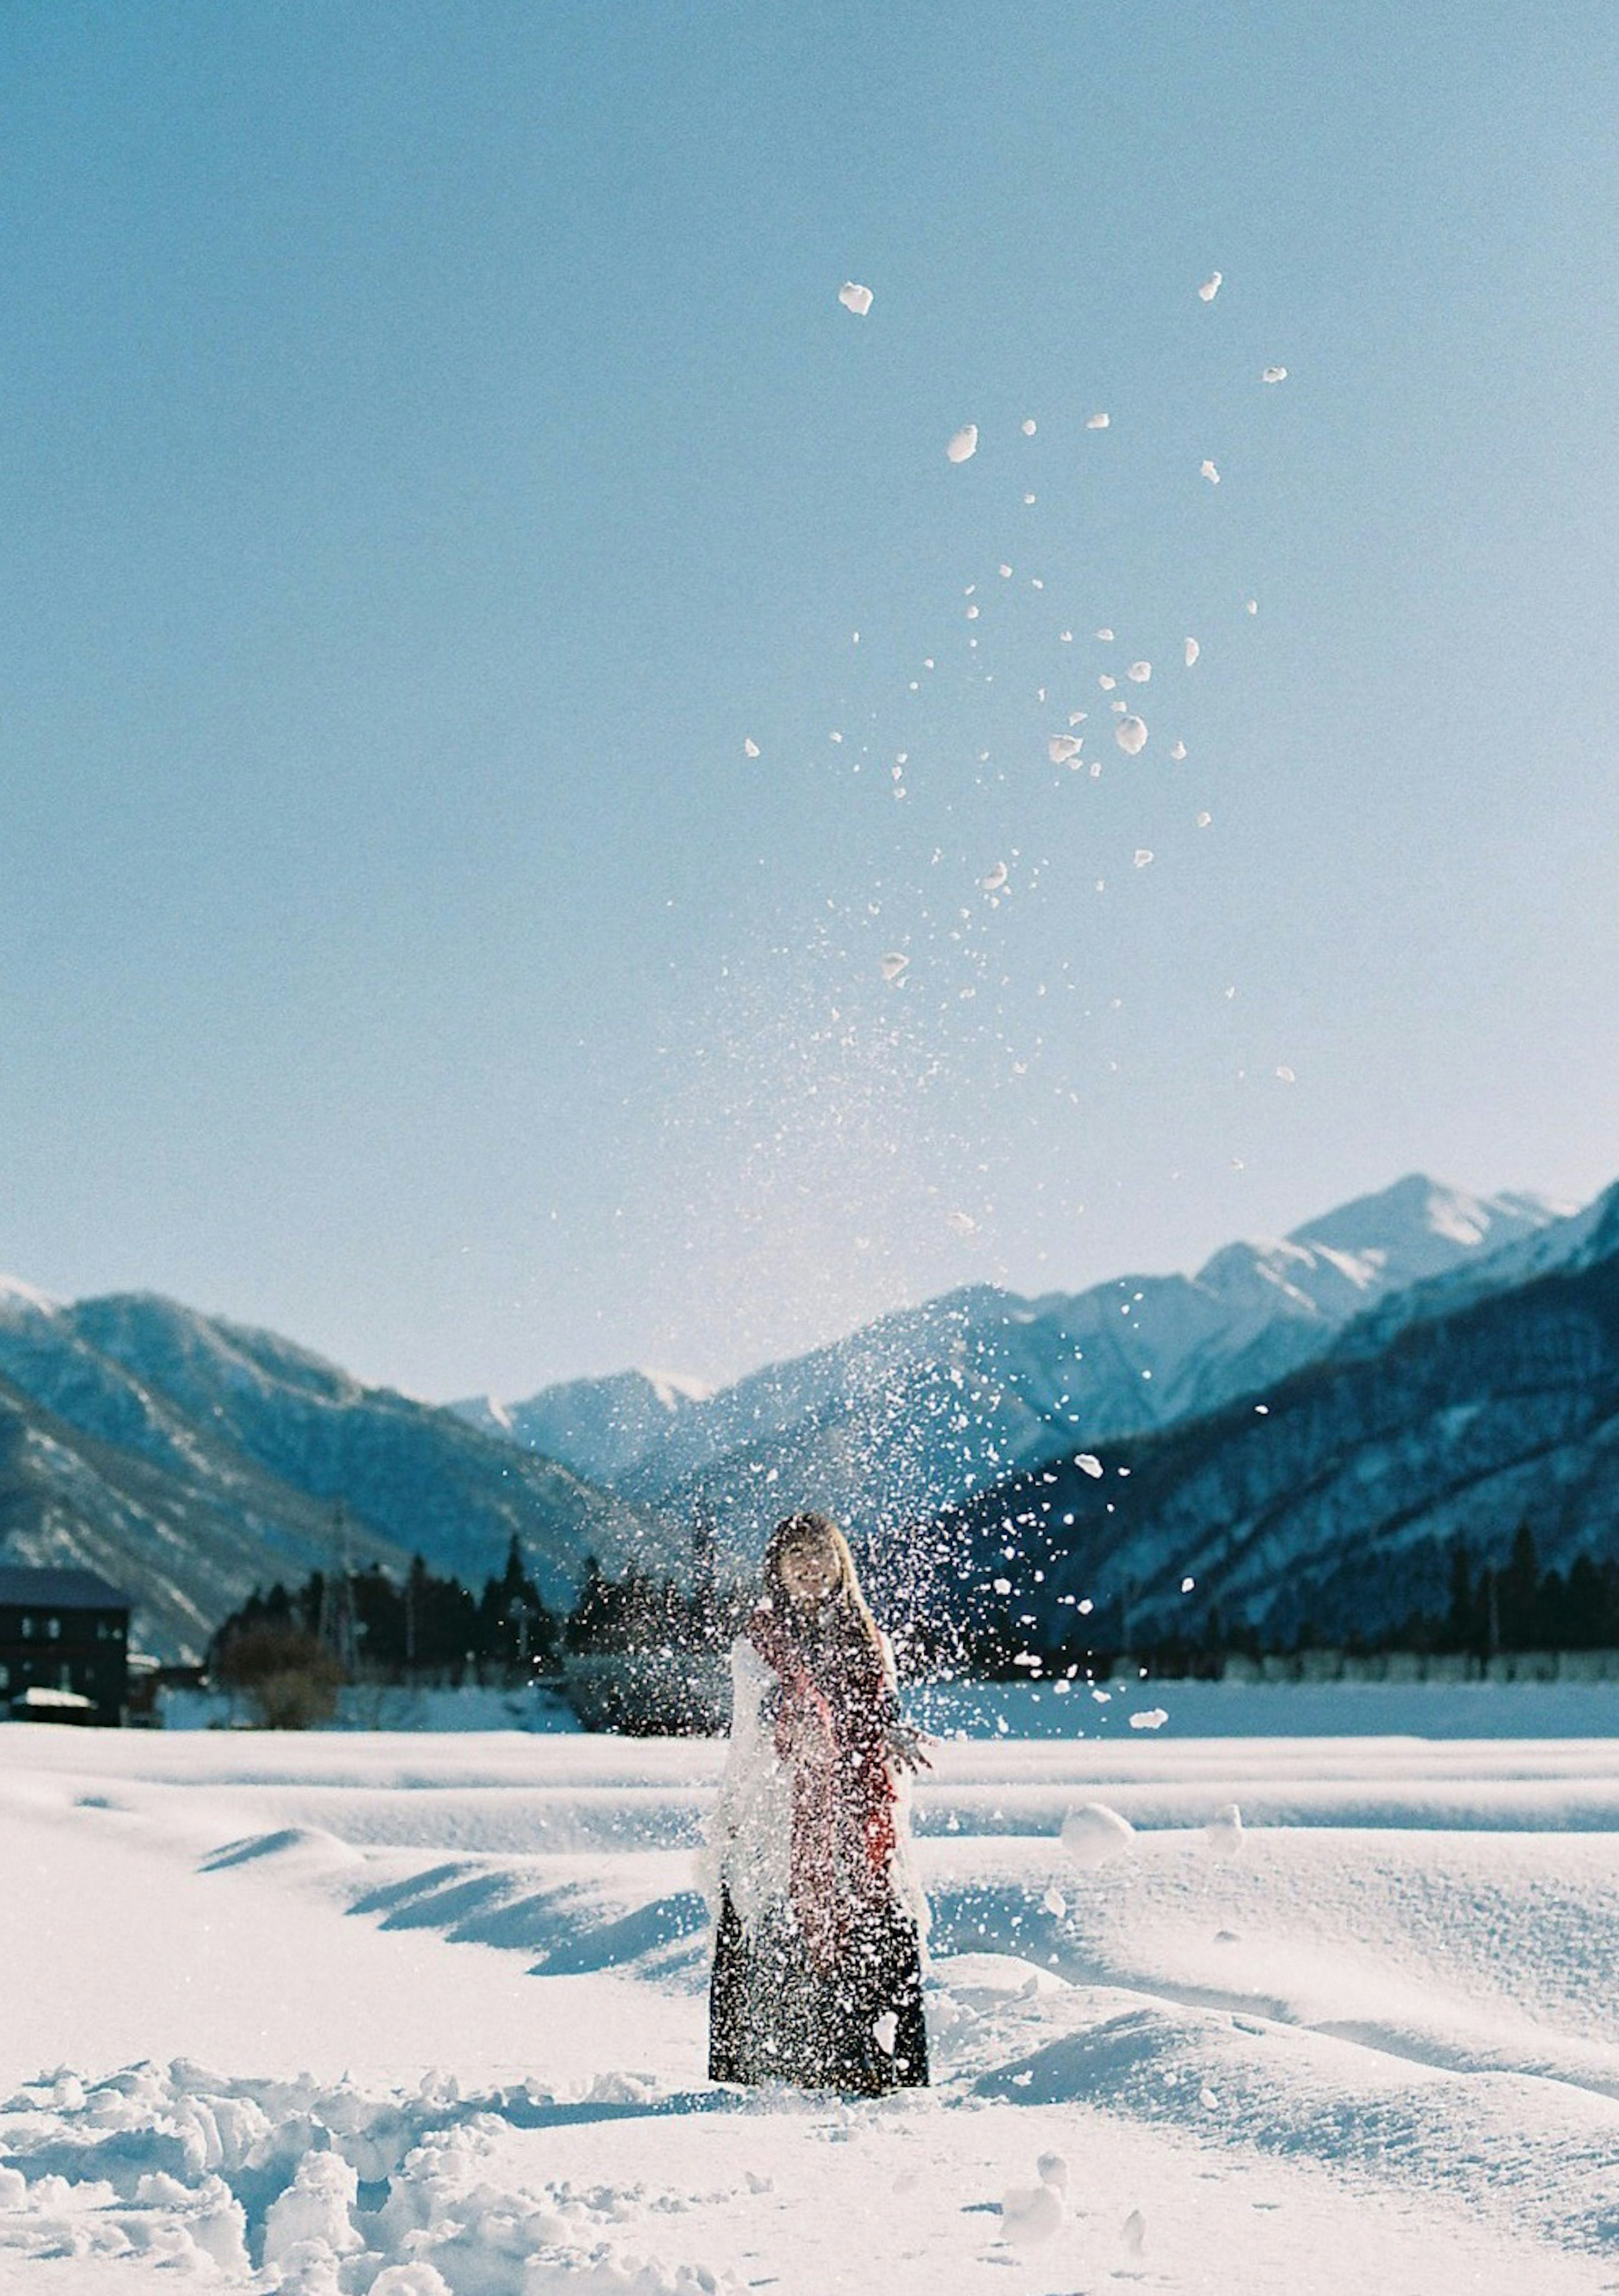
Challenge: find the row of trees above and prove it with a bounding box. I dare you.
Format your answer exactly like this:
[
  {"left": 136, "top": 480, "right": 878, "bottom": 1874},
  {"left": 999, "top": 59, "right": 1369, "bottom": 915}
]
[
  {"left": 211, "top": 1537, "right": 561, "bottom": 1725},
  {"left": 209, "top": 1519, "right": 1619, "bottom": 1723}
]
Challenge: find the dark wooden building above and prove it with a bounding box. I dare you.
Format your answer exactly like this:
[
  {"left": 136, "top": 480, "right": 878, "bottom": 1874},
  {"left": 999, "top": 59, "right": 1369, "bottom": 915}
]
[{"left": 0, "top": 1566, "right": 131, "bottom": 1726}]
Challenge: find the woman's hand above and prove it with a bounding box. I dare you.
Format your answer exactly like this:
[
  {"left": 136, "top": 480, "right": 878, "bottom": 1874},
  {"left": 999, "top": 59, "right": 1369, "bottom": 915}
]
[{"left": 885, "top": 1717, "right": 934, "bottom": 1773}]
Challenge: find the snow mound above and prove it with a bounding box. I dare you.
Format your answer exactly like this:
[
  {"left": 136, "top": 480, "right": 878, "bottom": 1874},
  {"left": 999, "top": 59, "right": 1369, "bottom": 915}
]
[{"left": 0, "top": 2062, "right": 733, "bottom": 2295}]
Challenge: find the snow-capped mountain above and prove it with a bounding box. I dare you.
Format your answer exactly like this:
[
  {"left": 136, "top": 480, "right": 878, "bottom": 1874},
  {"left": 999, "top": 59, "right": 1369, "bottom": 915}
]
[
  {"left": 470, "top": 1176, "right": 1572, "bottom": 1555},
  {"left": 453, "top": 1369, "right": 713, "bottom": 1489},
  {"left": 0, "top": 1286, "right": 659, "bottom": 1660},
  {"left": 938, "top": 1181, "right": 1619, "bottom": 1652}
]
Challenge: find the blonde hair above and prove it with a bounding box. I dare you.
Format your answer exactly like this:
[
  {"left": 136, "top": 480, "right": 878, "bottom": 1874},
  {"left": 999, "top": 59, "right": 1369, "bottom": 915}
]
[{"left": 761, "top": 1512, "right": 884, "bottom": 1660}]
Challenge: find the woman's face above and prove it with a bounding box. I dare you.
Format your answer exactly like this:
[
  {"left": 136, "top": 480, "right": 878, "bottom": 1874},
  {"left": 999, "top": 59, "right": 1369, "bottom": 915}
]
[{"left": 779, "top": 1536, "right": 840, "bottom": 1605}]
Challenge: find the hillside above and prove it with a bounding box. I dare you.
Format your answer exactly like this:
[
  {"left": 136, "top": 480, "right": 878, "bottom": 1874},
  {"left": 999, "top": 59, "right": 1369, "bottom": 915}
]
[
  {"left": 935, "top": 1180, "right": 1619, "bottom": 1651},
  {"left": 0, "top": 1287, "right": 659, "bottom": 1660}
]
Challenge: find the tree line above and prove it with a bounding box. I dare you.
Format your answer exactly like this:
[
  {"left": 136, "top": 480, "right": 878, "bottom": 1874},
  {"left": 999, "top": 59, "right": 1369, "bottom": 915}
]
[{"left": 210, "top": 1536, "right": 561, "bottom": 1724}]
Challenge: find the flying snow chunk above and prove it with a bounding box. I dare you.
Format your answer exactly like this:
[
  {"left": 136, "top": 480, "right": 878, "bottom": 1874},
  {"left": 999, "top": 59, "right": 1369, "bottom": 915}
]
[
  {"left": 838, "top": 281, "right": 874, "bottom": 315},
  {"left": 1001, "top": 2183, "right": 1065, "bottom": 2246},
  {"left": 1261, "top": 364, "right": 1288, "bottom": 383},
  {"left": 1181, "top": 1576, "right": 1196, "bottom": 1592},
  {"left": 872, "top": 2010, "right": 898, "bottom": 2054},
  {"left": 982, "top": 861, "right": 1009, "bottom": 892},
  {"left": 948, "top": 1209, "right": 979, "bottom": 1236},
  {"left": 743, "top": 737, "right": 760, "bottom": 758},
  {"left": 1245, "top": 597, "right": 1259, "bottom": 615},
  {"left": 1129, "top": 1708, "right": 1168, "bottom": 1732},
  {"left": 1096, "top": 627, "right": 1115, "bottom": 641},
  {"left": 1276, "top": 1064, "right": 1297, "bottom": 1082},
  {"left": 998, "top": 564, "right": 1013, "bottom": 578},
  {"left": 1133, "top": 849, "right": 1154, "bottom": 868},
  {"left": 1048, "top": 734, "right": 1082, "bottom": 764},
  {"left": 1061, "top": 1802, "right": 1136, "bottom": 1869},
  {"left": 1198, "top": 271, "right": 1223, "bottom": 302},
  {"left": 1196, "top": 809, "right": 1212, "bottom": 826},
  {"left": 947, "top": 424, "right": 979, "bottom": 463},
  {"left": 880, "top": 952, "right": 909, "bottom": 982},
  {"left": 1200, "top": 459, "right": 1221, "bottom": 485},
  {"left": 1184, "top": 637, "right": 1200, "bottom": 668},
  {"left": 1172, "top": 741, "right": 1189, "bottom": 761},
  {"left": 1115, "top": 716, "right": 1148, "bottom": 756},
  {"left": 1098, "top": 673, "right": 1116, "bottom": 690},
  {"left": 1127, "top": 661, "right": 1151, "bottom": 683},
  {"left": 1022, "top": 418, "right": 1038, "bottom": 435},
  {"left": 1041, "top": 1885, "right": 1067, "bottom": 1917},
  {"left": 1086, "top": 411, "right": 1111, "bottom": 429},
  {"left": 1205, "top": 1802, "right": 1245, "bottom": 1859},
  {"left": 1076, "top": 1453, "right": 1103, "bottom": 1477}
]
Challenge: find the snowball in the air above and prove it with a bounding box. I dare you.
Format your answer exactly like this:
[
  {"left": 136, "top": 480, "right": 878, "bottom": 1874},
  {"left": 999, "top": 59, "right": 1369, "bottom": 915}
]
[
  {"left": 1061, "top": 1802, "right": 1136, "bottom": 1868},
  {"left": 1261, "top": 365, "right": 1287, "bottom": 383},
  {"left": 1276, "top": 1064, "right": 1296, "bottom": 1083},
  {"left": 1245, "top": 597, "right": 1258, "bottom": 615},
  {"left": 1198, "top": 271, "right": 1223, "bottom": 301},
  {"left": 1196, "top": 809, "right": 1211, "bottom": 826},
  {"left": 743, "top": 737, "right": 760, "bottom": 758},
  {"left": 1048, "top": 734, "right": 1082, "bottom": 764},
  {"left": 1115, "top": 716, "right": 1148, "bottom": 756},
  {"left": 1022, "top": 418, "right": 1037, "bottom": 435},
  {"left": 838, "top": 281, "right": 874, "bottom": 315},
  {"left": 982, "top": 861, "right": 1009, "bottom": 892},
  {"left": 1183, "top": 637, "right": 1200, "bottom": 668},
  {"left": 1086, "top": 411, "right": 1110, "bottom": 430},
  {"left": 1041, "top": 1885, "right": 1067, "bottom": 1917},
  {"left": 1076, "top": 1453, "right": 1103, "bottom": 1477},
  {"left": 947, "top": 424, "right": 979, "bottom": 463},
  {"left": 880, "top": 952, "right": 909, "bottom": 982},
  {"left": 1129, "top": 1709, "right": 1168, "bottom": 1732},
  {"left": 1098, "top": 673, "right": 1116, "bottom": 691},
  {"left": 1133, "top": 849, "right": 1154, "bottom": 868},
  {"left": 1200, "top": 459, "right": 1221, "bottom": 485},
  {"left": 1127, "top": 661, "right": 1151, "bottom": 683},
  {"left": 1095, "top": 627, "right": 1114, "bottom": 641}
]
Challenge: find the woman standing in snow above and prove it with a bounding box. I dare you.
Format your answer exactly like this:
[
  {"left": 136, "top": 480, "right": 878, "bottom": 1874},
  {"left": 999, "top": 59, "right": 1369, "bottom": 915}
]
[{"left": 705, "top": 1511, "right": 930, "bottom": 2094}]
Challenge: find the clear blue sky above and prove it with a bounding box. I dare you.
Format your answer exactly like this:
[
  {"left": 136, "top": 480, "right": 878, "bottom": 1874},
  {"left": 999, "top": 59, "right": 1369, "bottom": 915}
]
[{"left": 4, "top": 1, "right": 1619, "bottom": 1396}]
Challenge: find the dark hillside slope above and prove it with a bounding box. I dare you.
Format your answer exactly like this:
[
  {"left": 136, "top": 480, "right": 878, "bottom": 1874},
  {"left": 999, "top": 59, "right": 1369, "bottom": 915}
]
[{"left": 935, "top": 1246, "right": 1619, "bottom": 1650}]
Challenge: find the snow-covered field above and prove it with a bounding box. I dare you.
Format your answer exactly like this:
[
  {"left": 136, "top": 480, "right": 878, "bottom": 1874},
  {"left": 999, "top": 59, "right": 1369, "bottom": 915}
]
[{"left": 4, "top": 1727, "right": 1619, "bottom": 2292}]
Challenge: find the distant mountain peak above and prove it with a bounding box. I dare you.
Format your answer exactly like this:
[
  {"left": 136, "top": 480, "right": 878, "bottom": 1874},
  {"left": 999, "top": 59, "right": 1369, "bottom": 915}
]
[
  {"left": 1287, "top": 1173, "right": 1572, "bottom": 1258},
  {"left": 639, "top": 1369, "right": 714, "bottom": 1410},
  {"left": 0, "top": 1274, "right": 59, "bottom": 1316}
]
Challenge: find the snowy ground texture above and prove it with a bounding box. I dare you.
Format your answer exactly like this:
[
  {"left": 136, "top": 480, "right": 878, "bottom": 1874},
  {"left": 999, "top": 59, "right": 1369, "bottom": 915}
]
[{"left": 5, "top": 1729, "right": 1619, "bottom": 2292}]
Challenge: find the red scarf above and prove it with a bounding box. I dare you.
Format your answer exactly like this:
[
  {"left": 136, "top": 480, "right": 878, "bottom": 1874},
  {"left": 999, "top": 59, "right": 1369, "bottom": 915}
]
[{"left": 748, "top": 1602, "right": 898, "bottom": 1973}]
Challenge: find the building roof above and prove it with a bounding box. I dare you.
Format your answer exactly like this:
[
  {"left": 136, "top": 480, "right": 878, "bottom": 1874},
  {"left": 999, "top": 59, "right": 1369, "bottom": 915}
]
[{"left": 0, "top": 1566, "right": 131, "bottom": 1611}]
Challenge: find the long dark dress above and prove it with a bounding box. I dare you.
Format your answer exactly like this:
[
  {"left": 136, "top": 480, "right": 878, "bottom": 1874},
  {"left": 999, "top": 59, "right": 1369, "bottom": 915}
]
[
  {"left": 708, "top": 1886, "right": 928, "bottom": 2093},
  {"left": 705, "top": 1620, "right": 930, "bottom": 2095}
]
